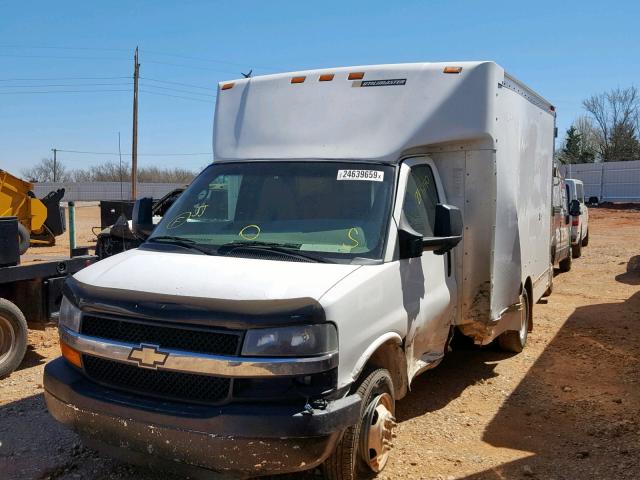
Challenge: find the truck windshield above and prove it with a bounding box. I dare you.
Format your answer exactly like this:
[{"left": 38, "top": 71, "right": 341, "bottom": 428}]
[{"left": 149, "top": 161, "right": 396, "bottom": 262}]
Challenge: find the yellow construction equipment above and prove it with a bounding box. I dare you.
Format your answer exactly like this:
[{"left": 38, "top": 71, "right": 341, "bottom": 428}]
[{"left": 0, "top": 169, "right": 66, "bottom": 254}]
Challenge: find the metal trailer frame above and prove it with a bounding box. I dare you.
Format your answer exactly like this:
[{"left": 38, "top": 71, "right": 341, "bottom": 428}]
[{"left": 0, "top": 255, "right": 97, "bottom": 327}]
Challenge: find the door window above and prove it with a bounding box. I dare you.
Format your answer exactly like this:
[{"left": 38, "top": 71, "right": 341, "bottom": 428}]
[{"left": 403, "top": 165, "right": 439, "bottom": 237}]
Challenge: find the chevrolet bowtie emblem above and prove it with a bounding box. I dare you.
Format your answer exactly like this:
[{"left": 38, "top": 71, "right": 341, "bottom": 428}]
[{"left": 128, "top": 344, "right": 169, "bottom": 369}]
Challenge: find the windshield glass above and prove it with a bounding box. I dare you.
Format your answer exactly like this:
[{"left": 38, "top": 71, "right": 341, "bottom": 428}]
[{"left": 149, "top": 161, "right": 396, "bottom": 262}]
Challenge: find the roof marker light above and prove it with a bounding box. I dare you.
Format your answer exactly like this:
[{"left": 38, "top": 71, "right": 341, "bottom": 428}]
[
  {"left": 291, "top": 76, "right": 306, "bottom": 84},
  {"left": 443, "top": 66, "right": 463, "bottom": 74},
  {"left": 221, "top": 83, "right": 235, "bottom": 90},
  {"left": 319, "top": 74, "right": 334, "bottom": 82},
  {"left": 348, "top": 72, "right": 365, "bottom": 80}
]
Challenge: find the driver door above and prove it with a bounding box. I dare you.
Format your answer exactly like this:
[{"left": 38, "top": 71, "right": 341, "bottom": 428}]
[{"left": 397, "top": 157, "right": 457, "bottom": 381}]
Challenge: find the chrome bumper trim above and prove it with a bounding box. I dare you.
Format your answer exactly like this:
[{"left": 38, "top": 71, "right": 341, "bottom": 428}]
[{"left": 60, "top": 327, "right": 338, "bottom": 378}]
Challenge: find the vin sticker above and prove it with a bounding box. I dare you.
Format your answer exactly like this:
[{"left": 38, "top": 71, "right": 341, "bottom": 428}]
[
  {"left": 337, "top": 170, "right": 384, "bottom": 182},
  {"left": 359, "top": 79, "right": 406, "bottom": 87}
]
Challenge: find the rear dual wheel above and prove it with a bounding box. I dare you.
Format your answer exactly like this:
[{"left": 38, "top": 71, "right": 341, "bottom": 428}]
[
  {"left": 0, "top": 299, "right": 28, "bottom": 378},
  {"left": 498, "top": 287, "right": 530, "bottom": 353},
  {"left": 323, "top": 368, "right": 396, "bottom": 480}
]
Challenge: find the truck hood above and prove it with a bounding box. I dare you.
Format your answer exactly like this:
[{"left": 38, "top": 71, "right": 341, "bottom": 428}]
[{"left": 74, "top": 248, "right": 360, "bottom": 302}]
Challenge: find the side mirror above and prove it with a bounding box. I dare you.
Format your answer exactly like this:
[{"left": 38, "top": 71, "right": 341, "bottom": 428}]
[
  {"left": 132, "top": 197, "right": 154, "bottom": 240},
  {"left": 398, "top": 204, "right": 464, "bottom": 259},
  {"left": 424, "top": 204, "right": 463, "bottom": 255},
  {"left": 569, "top": 199, "right": 581, "bottom": 217}
]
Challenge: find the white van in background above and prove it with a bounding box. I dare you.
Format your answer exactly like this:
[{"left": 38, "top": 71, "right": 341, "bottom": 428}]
[
  {"left": 551, "top": 167, "right": 572, "bottom": 274},
  {"left": 565, "top": 178, "right": 589, "bottom": 258}
]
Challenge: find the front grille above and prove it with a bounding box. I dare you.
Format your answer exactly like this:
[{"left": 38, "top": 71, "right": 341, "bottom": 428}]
[
  {"left": 81, "top": 315, "right": 241, "bottom": 356},
  {"left": 83, "top": 355, "right": 231, "bottom": 405}
]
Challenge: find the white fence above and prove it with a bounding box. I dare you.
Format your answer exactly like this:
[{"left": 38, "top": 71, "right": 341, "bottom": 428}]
[
  {"left": 561, "top": 160, "right": 640, "bottom": 202},
  {"left": 33, "top": 182, "right": 185, "bottom": 202}
]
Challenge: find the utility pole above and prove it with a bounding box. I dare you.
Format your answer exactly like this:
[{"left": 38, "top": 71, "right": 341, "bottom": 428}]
[
  {"left": 51, "top": 148, "right": 57, "bottom": 182},
  {"left": 131, "top": 46, "right": 140, "bottom": 200}
]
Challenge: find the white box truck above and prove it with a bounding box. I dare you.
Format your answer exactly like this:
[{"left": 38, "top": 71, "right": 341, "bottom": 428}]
[{"left": 44, "top": 61, "right": 556, "bottom": 479}]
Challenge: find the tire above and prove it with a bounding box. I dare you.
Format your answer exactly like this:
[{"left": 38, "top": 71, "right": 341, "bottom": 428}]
[
  {"left": 498, "top": 287, "right": 530, "bottom": 353},
  {"left": 0, "top": 298, "right": 28, "bottom": 378},
  {"left": 544, "top": 269, "right": 553, "bottom": 297},
  {"left": 323, "top": 368, "right": 396, "bottom": 480},
  {"left": 559, "top": 248, "right": 572, "bottom": 272},
  {"left": 17, "top": 223, "right": 30, "bottom": 255},
  {"left": 572, "top": 236, "right": 582, "bottom": 259},
  {"left": 582, "top": 229, "right": 589, "bottom": 247}
]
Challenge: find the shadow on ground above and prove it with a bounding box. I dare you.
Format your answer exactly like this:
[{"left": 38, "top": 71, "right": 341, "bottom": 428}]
[
  {"left": 616, "top": 255, "right": 640, "bottom": 285},
  {"left": 455, "top": 290, "right": 640, "bottom": 480}
]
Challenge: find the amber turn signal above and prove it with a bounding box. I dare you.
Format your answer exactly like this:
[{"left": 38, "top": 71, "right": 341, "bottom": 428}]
[
  {"left": 443, "top": 66, "right": 463, "bottom": 74},
  {"left": 60, "top": 340, "right": 82, "bottom": 368},
  {"left": 221, "top": 83, "right": 235, "bottom": 90},
  {"left": 348, "top": 72, "right": 365, "bottom": 80}
]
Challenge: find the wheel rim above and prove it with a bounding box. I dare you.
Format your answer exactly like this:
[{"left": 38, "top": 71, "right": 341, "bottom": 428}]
[
  {"left": 519, "top": 291, "right": 529, "bottom": 345},
  {"left": 360, "top": 392, "right": 396, "bottom": 472},
  {"left": 0, "top": 314, "right": 15, "bottom": 363}
]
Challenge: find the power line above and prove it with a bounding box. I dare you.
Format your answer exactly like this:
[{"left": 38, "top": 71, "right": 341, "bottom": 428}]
[
  {"left": 140, "top": 82, "right": 216, "bottom": 98},
  {"left": 0, "top": 45, "right": 130, "bottom": 52},
  {"left": 143, "top": 59, "right": 240, "bottom": 75},
  {"left": 140, "top": 89, "right": 214, "bottom": 103},
  {"left": 55, "top": 149, "right": 213, "bottom": 156},
  {"left": 0, "top": 53, "right": 127, "bottom": 61},
  {"left": 140, "top": 77, "right": 213, "bottom": 90},
  {"left": 141, "top": 48, "right": 282, "bottom": 72},
  {"left": 0, "top": 44, "right": 284, "bottom": 72},
  {"left": 0, "top": 82, "right": 132, "bottom": 88},
  {"left": 0, "top": 76, "right": 131, "bottom": 81},
  {"left": 0, "top": 88, "right": 130, "bottom": 94}
]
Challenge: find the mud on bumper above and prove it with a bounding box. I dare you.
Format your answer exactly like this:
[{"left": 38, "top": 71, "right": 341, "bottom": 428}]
[{"left": 44, "top": 357, "right": 361, "bottom": 478}]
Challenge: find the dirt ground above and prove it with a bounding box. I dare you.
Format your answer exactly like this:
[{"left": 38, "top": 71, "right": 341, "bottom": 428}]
[{"left": 1, "top": 205, "right": 639, "bottom": 480}]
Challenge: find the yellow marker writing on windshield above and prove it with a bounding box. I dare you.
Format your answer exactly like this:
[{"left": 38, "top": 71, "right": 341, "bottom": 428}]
[
  {"left": 192, "top": 203, "right": 208, "bottom": 217},
  {"left": 239, "top": 224, "right": 261, "bottom": 240},
  {"left": 347, "top": 227, "right": 360, "bottom": 248},
  {"left": 167, "top": 211, "right": 191, "bottom": 229}
]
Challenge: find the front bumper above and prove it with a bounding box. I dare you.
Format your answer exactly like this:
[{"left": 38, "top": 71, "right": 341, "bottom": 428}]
[{"left": 44, "top": 358, "right": 360, "bottom": 478}]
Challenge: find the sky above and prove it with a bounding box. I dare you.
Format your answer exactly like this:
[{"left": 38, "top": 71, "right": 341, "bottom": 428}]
[{"left": 1, "top": 0, "right": 639, "bottom": 174}]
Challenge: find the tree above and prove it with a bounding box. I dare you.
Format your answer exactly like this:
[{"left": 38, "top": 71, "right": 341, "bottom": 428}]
[
  {"left": 561, "top": 126, "right": 582, "bottom": 164},
  {"left": 21, "top": 158, "right": 69, "bottom": 182},
  {"left": 609, "top": 122, "right": 640, "bottom": 161},
  {"left": 583, "top": 86, "right": 640, "bottom": 161},
  {"left": 559, "top": 125, "right": 596, "bottom": 164}
]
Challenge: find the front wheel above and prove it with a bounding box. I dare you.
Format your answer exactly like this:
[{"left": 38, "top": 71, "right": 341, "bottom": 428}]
[
  {"left": 323, "top": 369, "right": 396, "bottom": 480},
  {"left": 498, "top": 287, "right": 530, "bottom": 353},
  {"left": 582, "top": 229, "right": 589, "bottom": 247}
]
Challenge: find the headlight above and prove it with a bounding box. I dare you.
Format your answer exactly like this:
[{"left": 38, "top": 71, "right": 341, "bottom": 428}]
[
  {"left": 242, "top": 324, "right": 338, "bottom": 357},
  {"left": 59, "top": 296, "right": 82, "bottom": 332}
]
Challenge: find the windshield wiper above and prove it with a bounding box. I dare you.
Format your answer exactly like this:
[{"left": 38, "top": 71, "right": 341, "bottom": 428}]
[
  {"left": 217, "top": 241, "right": 328, "bottom": 263},
  {"left": 147, "top": 235, "right": 212, "bottom": 255}
]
